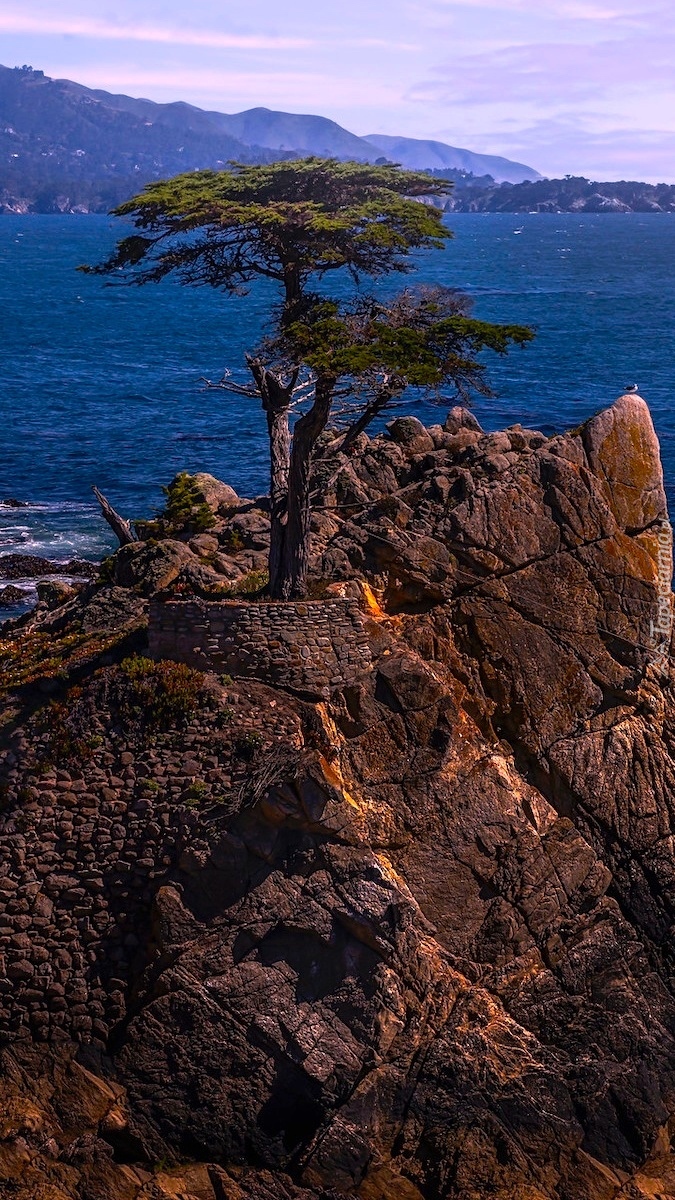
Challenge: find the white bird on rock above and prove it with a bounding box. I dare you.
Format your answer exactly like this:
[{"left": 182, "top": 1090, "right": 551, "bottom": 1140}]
[{"left": 623, "top": 383, "right": 640, "bottom": 393}]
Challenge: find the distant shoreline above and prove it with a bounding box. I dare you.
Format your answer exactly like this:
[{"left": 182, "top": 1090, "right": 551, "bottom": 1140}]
[
  {"left": 4, "top": 179, "right": 675, "bottom": 217},
  {"left": 3, "top": 208, "right": 674, "bottom": 217}
]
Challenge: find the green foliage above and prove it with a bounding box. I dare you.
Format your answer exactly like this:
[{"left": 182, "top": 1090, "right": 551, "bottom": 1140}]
[
  {"left": 186, "top": 569, "right": 270, "bottom": 600},
  {"left": 184, "top": 779, "right": 209, "bottom": 806},
  {"left": 215, "top": 706, "right": 234, "bottom": 729},
  {"left": 276, "top": 287, "right": 534, "bottom": 402},
  {"left": 43, "top": 687, "right": 100, "bottom": 764},
  {"left": 230, "top": 568, "right": 270, "bottom": 596},
  {"left": 81, "top": 156, "right": 534, "bottom": 600},
  {"left": 40, "top": 658, "right": 206, "bottom": 763},
  {"left": 118, "top": 656, "right": 205, "bottom": 729},
  {"left": 445, "top": 174, "right": 675, "bottom": 214},
  {"left": 136, "top": 473, "right": 215, "bottom": 541},
  {"left": 221, "top": 528, "right": 245, "bottom": 553},
  {"left": 97, "top": 555, "right": 116, "bottom": 585},
  {"left": 160, "top": 473, "right": 215, "bottom": 535},
  {"left": 0, "top": 628, "right": 123, "bottom": 697},
  {"left": 163, "top": 566, "right": 270, "bottom": 602},
  {"left": 133, "top": 519, "right": 162, "bottom": 540},
  {"left": 81, "top": 158, "right": 451, "bottom": 307}
]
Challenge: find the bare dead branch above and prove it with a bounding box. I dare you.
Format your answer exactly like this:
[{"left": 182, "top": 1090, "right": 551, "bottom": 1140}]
[{"left": 92, "top": 486, "right": 137, "bottom": 547}]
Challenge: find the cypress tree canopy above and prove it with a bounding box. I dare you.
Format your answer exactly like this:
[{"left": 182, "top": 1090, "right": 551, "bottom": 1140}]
[{"left": 82, "top": 158, "right": 452, "bottom": 303}]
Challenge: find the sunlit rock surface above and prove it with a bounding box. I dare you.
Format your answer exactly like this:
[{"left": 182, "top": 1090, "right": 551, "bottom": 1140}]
[{"left": 1, "top": 394, "right": 675, "bottom": 1200}]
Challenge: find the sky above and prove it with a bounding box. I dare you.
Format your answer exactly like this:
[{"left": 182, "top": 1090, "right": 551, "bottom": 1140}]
[{"left": 2, "top": 0, "right": 674, "bottom": 181}]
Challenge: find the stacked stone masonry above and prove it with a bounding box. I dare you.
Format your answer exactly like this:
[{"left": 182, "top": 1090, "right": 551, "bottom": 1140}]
[
  {"left": 0, "top": 686, "right": 303, "bottom": 1044},
  {"left": 148, "top": 598, "right": 372, "bottom": 699}
]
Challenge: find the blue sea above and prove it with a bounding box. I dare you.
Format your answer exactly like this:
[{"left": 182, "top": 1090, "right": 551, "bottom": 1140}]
[{"left": 1, "top": 212, "right": 674, "bottom": 613}]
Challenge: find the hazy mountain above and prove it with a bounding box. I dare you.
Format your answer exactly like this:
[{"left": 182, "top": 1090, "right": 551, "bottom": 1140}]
[
  {"left": 0, "top": 64, "right": 541, "bottom": 213},
  {"left": 364, "top": 134, "right": 542, "bottom": 184},
  {"left": 214, "top": 108, "right": 373, "bottom": 159}
]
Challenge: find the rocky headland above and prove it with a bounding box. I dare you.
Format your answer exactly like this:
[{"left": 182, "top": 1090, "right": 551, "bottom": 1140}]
[
  {"left": 442, "top": 176, "right": 675, "bottom": 214},
  {"left": 0, "top": 393, "right": 674, "bottom": 1200}
]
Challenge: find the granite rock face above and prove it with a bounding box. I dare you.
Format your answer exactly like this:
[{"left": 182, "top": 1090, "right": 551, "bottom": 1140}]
[{"left": 1, "top": 395, "right": 675, "bottom": 1199}]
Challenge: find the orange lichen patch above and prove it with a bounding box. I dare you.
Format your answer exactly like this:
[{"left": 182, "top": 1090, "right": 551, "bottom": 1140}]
[
  {"left": 357, "top": 1165, "right": 426, "bottom": 1200},
  {"left": 584, "top": 396, "right": 666, "bottom": 531},
  {"left": 152, "top": 1163, "right": 219, "bottom": 1199},
  {"left": 318, "top": 752, "right": 362, "bottom": 811},
  {"left": 358, "top": 580, "right": 385, "bottom": 618},
  {"left": 0, "top": 1096, "right": 46, "bottom": 1140},
  {"left": 603, "top": 528, "right": 664, "bottom": 588},
  {"left": 635, "top": 525, "right": 673, "bottom": 594}
]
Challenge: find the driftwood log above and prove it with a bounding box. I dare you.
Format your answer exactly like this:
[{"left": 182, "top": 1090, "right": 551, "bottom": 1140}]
[{"left": 92, "top": 486, "right": 137, "bottom": 547}]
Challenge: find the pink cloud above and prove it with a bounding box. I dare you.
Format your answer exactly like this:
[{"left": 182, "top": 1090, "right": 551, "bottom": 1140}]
[{"left": 0, "top": 12, "right": 312, "bottom": 50}]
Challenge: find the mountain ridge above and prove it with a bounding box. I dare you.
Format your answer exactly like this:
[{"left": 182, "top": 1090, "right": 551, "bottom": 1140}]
[
  {"left": 363, "top": 131, "right": 540, "bottom": 183},
  {"left": 0, "top": 63, "right": 541, "bottom": 213}
]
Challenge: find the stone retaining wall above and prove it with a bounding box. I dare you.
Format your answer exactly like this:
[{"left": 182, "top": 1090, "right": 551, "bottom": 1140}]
[
  {"left": 0, "top": 683, "right": 303, "bottom": 1045},
  {"left": 148, "top": 598, "right": 372, "bottom": 699}
]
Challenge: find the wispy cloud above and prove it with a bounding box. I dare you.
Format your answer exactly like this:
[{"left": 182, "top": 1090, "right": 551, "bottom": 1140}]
[
  {"left": 422, "top": 0, "right": 645, "bottom": 16},
  {"left": 5, "top": 0, "right": 675, "bottom": 179},
  {"left": 0, "top": 11, "right": 420, "bottom": 54},
  {"left": 500, "top": 115, "right": 675, "bottom": 180},
  {"left": 58, "top": 64, "right": 400, "bottom": 112},
  {"left": 342, "top": 37, "right": 421, "bottom": 51},
  {"left": 410, "top": 35, "right": 675, "bottom": 107},
  {"left": 0, "top": 12, "right": 312, "bottom": 50}
]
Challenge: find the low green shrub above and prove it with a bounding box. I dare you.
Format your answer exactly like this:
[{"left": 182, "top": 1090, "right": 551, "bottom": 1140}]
[
  {"left": 118, "top": 655, "right": 205, "bottom": 729},
  {"left": 184, "top": 779, "right": 209, "bottom": 804},
  {"left": 136, "top": 473, "right": 216, "bottom": 540},
  {"left": 40, "top": 657, "right": 206, "bottom": 763},
  {"left": 230, "top": 569, "right": 269, "bottom": 597},
  {"left": 222, "top": 528, "right": 245, "bottom": 553},
  {"left": 43, "top": 686, "right": 98, "bottom": 764},
  {"left": 97, "top": 555, "right": 116, "bottom": 585},
  {"left": 161, "top": 473, "right": 215, "bottom": 535}
]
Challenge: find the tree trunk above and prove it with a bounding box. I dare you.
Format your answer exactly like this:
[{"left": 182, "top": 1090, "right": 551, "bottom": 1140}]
[
  {"left": 246, "top": 357, "right": 297, "bottom": 596},
  {"left": 265, "top": 404, "right": 291, "bottom": 594},
  {"left": 92, "top": 486, "right": 137, "bottom": 547},
  {"left": 279, "top": 374, "right": 335, "bottom": 599},
  {"left": 339, "top": 388, "right": 394, "bottom": 456},
  {"left": 283, "top": 262, "right": 302, "bottom": 313}
]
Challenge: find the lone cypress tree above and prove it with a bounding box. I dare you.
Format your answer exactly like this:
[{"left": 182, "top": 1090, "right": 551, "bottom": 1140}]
[{"left": 84, "top": 159, "right": 532, "bottom": 597}]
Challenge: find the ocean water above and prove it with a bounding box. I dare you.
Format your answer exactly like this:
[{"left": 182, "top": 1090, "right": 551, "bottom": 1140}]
[{"left": 1, "top": 212, "right": 674, "bottom": 615}]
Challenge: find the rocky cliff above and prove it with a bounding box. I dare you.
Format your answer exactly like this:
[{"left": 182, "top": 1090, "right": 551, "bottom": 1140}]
[{"left": 0, "top": 394, "right": 674, "bottom": 1200}]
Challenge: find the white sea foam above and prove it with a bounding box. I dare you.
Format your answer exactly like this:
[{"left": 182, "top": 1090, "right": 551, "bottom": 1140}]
[{"left": 0, "top": 500, "right": 111, "bottom": 564}]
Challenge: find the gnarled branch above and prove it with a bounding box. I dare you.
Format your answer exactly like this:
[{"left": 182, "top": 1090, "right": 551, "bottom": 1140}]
[{"left": 92, "top": 486, "right": 137, "bottom": 547}]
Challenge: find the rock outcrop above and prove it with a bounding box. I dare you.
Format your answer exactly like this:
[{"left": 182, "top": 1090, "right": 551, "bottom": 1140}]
[{"left": 1, "top": 394, "right": 674, "bottom": 1200}]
